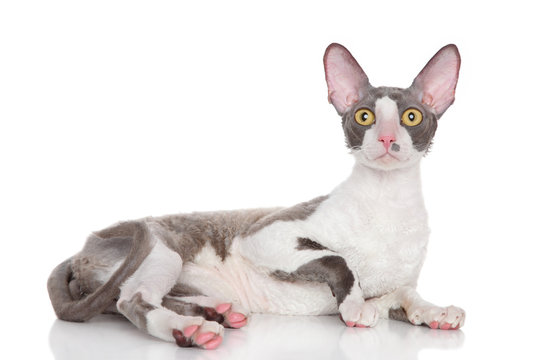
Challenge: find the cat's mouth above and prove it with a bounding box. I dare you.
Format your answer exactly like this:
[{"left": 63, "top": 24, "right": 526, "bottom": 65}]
[
  {"left": 370, "top": 151, "right": 410, "bottom": 166},
  {"left": 374, "top": 152, "right": 399, "bottom": 161}
]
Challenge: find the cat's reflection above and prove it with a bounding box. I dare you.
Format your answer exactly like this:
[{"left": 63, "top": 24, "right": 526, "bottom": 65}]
[{"left": 50, "top": 314, "right": 464, "bottom": 360}]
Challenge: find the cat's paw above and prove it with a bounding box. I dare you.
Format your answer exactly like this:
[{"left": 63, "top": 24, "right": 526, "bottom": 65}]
[
  {"left": 172, "top": 320, "right": 224, "bottom": 350},
  {"left": 166, "top": 295, "right": 249, "bottom": 329},
  {"left": 339, "top": 300, "right": 379, "bottom": 328},
  {"left": 407, "top": 305, "right": 465, "bottom": 330},
  {"left": 214, "top": 302, "right": 248, "bottom": 329}
]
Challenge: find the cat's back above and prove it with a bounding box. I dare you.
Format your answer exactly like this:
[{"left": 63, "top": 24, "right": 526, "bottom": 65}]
[{"left": 152, "top": 207, "right": 282, "bottom": 262}]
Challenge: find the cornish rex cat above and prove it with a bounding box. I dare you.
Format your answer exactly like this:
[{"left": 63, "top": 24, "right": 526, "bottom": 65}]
[{"left": 48, "top": 43, "right": 465, "bottom": 350}]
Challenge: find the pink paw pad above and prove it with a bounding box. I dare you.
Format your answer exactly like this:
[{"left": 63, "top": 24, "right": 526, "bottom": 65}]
[
  {"left": 227, "top": 312, "right": 247, "bottom": 328},
  {"left": 203, "top": 335, "right": 223, "bottom": 350},
  {"left": 345, "top": 321, "right": 355, "bottom": 327},
  {"left": 429, "top": 321, "right": 439, "bottom": 329},
  {"left": 227, "top": 312, "right": 246, "bottom": 323},
  {"left": 216, "top": 303, "right": 232, "bottom": 314},
  {"left": 440, "top": 323, "right": 451, "bottom": 330},
  {"left": 183, "top": 325, "right": 199, "bottom": 338},
  {"left": 195, "top": 332, "right": 217, "bottom": 346}
]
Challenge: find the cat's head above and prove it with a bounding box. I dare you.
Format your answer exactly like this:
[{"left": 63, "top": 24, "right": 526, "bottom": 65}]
[{"left": 323, "top": 43, "right": 460, "bottom": 170}]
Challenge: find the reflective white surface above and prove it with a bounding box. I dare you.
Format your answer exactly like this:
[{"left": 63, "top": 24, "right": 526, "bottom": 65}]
[{"left": 49, "top": 314, "right": 465, "bottom": 360}]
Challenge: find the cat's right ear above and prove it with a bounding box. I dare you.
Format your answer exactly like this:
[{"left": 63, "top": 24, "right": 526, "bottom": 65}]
[{"left": 323, "top": 43, "right": 370, "bottom": 115}]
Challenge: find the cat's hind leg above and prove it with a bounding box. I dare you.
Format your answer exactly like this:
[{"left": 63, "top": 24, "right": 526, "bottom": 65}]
[
  {"left": 163, "top": 295, "right": 249, "bottom": 329},
  {"left": 117, "top": 240, "right": 224, "bottom": 349}
]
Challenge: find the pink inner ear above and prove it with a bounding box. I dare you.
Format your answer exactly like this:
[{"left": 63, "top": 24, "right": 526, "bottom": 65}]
[
  {"left": 413, "top": 45, "right": 461, "bottom": 115},
  {"left": 324, "top": 43, "right": 369, "bottom": 114}
]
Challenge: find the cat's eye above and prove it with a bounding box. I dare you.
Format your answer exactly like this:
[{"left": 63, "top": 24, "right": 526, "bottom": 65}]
[
  {"left": 354, "top": 108, "right": 375, "bottom": 126},
  {"left": 401, "top": 108, "right": 423, "bottom": 127}
]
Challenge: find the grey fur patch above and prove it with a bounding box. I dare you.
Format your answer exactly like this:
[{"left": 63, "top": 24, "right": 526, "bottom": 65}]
[
  {"left": 168, "top": 283, "right": 203, "bottom": 298},
  {"left": 48, "top": 221, "right": 154, "bottom": 322},
  {"left": 162, "top": 296, "right": 225, "bottom": 323},
  {"left": 380, "top": 87, "right": 438, "bottom": 152},
  {"left": 296, "top": 237, "right": 329, "bottom": 251},
  {"left": 155, "top": 208, "right": 277, "bottom": 262},
  {"left": 117, "top": 292, "right": 157, "bottom": 330},
  {"left": 242, "top": 196, "right": 329, "bottom": 237},
  {"left": 388, "top": 307, "right": 409, "bottom": 323},
  {"left": 341, "top": 106, "right": 374, "bottom": 149},
  {"left": 341, "top": 86, "right": 439, "bottom": 152},
  {"left": 272, "top": 255, "right": 355, "bottom": 305},
  {"left": 391, "top": 143, "right": 400, "bottom": 152},
  {"left": 162, "top": 296, "right": 205, "bottom": 317},
  {"left": 71, "top": 234, "right": 133, "bottom": 296}
]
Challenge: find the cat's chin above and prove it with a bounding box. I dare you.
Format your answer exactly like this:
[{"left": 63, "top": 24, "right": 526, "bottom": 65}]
[{"left": 353, "top": 152, "right": 418, "bottom": 171}]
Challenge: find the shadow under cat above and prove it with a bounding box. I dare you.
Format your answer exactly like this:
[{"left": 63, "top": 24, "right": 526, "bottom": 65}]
[{"left": 49, "top": 314, "right": 464, "bottom": 360}]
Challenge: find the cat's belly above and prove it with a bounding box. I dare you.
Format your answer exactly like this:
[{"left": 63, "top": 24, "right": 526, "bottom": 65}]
[{"left": 178, "top": 244, "right": 338, "bottom": 315}]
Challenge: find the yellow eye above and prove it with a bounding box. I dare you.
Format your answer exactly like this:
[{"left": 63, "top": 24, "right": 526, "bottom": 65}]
[
  {"left": 354, "top": 108, "right": 375, "bottom": 126},
  {"left": 401, "top": 108, "right": 423, "bottom": 127}
]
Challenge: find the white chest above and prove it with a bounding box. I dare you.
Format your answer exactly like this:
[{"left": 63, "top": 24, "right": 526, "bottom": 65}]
[
  {"left": 301, "top": 164, "right": 430, "bottom": 298},
  {"left": 306, "top": 197, "right": 429, "bottom": 298}
]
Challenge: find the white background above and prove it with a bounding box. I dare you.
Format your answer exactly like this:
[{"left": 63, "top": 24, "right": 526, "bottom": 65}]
[{"left": 1, "top": 0, "right": 538, "bottom": 359}]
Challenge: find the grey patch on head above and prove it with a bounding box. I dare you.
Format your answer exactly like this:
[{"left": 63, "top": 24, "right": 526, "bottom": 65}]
[
  {"left": 272, "top": 255, "right": 356, "bottom": 305},
  {"left": 296, "top": 237, "right": 330, "bottom": 251},
  {"left": 117, "top": 292, "right": 157, "bottom": 331},
  {"left": 241, "top": 195, "right": 329, "bottom": 237},
  {"left": 341, "top": 105, "right": 374, "bottom": 149},
  {"left": 155, "top": 207, "right": 277, "bottom": 262},
  {"left": 388, "top": 307, "right": 409, "bottom": 323},
  {"left": 341, "top": 86, "right": 439, "bottom": 152},
  {"left": 391, "top": 143, "right": 400, "bottom": 152},
  {"left": 381, "top": 86, "right": 439, "bottom": 152}
]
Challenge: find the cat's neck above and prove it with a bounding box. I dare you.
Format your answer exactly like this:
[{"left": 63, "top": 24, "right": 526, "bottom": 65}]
[{"left": 332, "top": 160, "right": 425, "bottom": 207}]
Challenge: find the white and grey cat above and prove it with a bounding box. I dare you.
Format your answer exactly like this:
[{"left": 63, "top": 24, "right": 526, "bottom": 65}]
[{"left": 48, "top": 43, "right": 465, "bottom": 350}]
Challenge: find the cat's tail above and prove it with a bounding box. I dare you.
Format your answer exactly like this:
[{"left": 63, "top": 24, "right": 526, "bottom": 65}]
[{"left": 47, "top": 221, "right": 154, "bottom": 322}]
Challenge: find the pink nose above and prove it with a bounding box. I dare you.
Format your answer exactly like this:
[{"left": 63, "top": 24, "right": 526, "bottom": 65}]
[{"left": 378, "top": 135, "right": 396, "bottom": 150}]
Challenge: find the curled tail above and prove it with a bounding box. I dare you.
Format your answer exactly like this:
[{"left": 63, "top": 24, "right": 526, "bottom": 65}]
[{"left": 47, "top": 221, "right": 154, "bottom": 322}]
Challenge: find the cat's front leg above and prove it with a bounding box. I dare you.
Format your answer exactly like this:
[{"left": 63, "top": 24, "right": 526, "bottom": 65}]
[
  {"left": 273, "top": 253, "right": 378, "bottom": 328},
  {"left": 368, "top": 286, "right": 465, "bottom": 330}
]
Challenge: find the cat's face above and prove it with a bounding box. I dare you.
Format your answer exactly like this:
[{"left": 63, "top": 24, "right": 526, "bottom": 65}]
[{"left": 324, "top": 44, "right": 460, "bottom": 171}]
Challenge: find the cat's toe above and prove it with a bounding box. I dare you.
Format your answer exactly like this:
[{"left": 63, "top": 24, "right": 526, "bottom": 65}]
[
  {"left": 410, "top": 305, "right": 465, "bottom": 330},
  {"left": 340, "top": 301, "right": 379, "bottom": 328},
  {"left": 442, "top": 305, "right": 465, "bottom": 330},
  {"left": 215, "top": 303, "right": 249, "bottom": 329},
  {"left": 172, "top": 321, "right": 224, "bottom": 349}
]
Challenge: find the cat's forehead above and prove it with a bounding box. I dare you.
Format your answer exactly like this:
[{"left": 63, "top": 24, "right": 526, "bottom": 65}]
[{"left": 360, "top": 86, "right": 424, "bottom": 112}]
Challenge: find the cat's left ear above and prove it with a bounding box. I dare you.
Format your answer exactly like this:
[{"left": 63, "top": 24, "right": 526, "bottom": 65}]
[{"left": 411, "top": 44, "right": 461, "bottom": 116}]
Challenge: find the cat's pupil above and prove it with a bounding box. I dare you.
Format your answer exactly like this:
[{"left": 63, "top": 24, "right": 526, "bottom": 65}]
[
  {"left": 408, "top": 113, "right": 415, "bottom": 121},
  {"left": 361, "top": 112, "right": 368, "bottom": 121}
]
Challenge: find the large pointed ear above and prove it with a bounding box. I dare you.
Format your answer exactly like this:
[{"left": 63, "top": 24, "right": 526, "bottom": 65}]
[
  {"left": 411, "top": 44, "right": 461, "bottom": 116},
  {"left": 323, "top": 43, "right": 370, "bottom": 115}
]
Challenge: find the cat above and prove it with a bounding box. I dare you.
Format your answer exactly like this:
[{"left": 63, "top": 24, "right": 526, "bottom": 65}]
[{"left": 48, "top": 43, "right": 465, "bottom": 350}]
